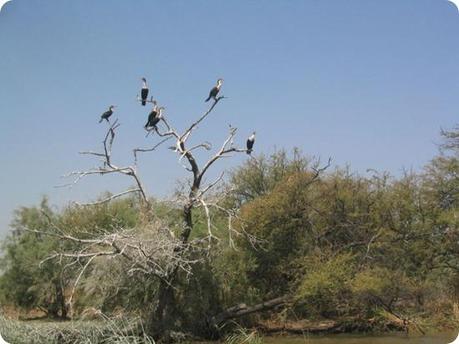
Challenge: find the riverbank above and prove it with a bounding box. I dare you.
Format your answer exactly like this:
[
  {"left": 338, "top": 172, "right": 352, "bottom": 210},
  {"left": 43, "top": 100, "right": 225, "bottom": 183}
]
[
  {"left": 0, "top": 311, "right": 457, "bottom": 343},
  {"left": 262, "top": 332, "right": 458, "bottom": 344},
  {"left": 0, "top": 318, "right": 457, "bottom": 344}
]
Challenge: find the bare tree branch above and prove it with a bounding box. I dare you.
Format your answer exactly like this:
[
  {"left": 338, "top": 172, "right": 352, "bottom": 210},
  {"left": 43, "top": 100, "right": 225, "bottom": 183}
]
[
  {"left": 133, "top": 137, "right": 172, "bottom": 165},
  {"left": 52, "top": 81, "right": 258, "bottom": 326},
  {"left": 61, "top": 120, "right": 150, "bottom": 205},
  {"left": 75, "top": 189, "right": 142, "bottom": 206}
]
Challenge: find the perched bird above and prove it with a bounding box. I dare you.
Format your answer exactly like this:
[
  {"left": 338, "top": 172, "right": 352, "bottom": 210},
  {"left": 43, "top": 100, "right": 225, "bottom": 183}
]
[
  {"left": 205, "top": 78, "right": 223, "bottom": 102},
  {"left": 145, "top": 107, "right": 164, "bottom": 131},
  {"left": 246, "top": 131, "right": 256, "bottom": 155},
  {"left": 144, "top": 102, "right": 158, "bottom": 129},
  {"left": 141, "top": 78, "right": 149, "bottom": 106},
  {"left": 99, "top": 105, "right": 115, "bottom": 123}
]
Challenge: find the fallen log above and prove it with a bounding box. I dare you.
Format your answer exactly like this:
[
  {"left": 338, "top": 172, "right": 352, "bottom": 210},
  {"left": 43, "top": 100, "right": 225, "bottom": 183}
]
[
  {"left": 256, "top": 319, "right": 339, "bottom": 334},
  {"left": 209, "top": 295, "right": 292, "bottom": 328}
]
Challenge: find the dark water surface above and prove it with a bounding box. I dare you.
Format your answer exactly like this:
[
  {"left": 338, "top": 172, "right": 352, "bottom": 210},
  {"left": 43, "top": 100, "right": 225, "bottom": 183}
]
[{"left": 263, "top": 332, "right": 458, "bottom": 344}]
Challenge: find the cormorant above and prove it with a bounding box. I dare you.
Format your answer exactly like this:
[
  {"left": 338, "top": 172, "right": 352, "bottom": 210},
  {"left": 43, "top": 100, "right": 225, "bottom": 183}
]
[
  {"left": 99, "top": 105, "right": 115, "bottom": 123},
  {"left": 246, "top": 132, "right": 256, "bottom": 155},
  {"left": 144, "top": 102, "right": 158, "bottom": 129},
  {"left": 141, "top": 78, "right": 149, "bottom": 106},
  {"left": 205, "top": 78, "right": 223, "bottom": 102},
  {"left": 145, "top": 107, "right": 164, "bottom": 131}
]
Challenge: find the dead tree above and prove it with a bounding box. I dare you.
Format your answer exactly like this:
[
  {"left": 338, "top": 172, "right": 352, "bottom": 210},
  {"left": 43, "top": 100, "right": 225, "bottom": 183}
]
[
  {"left": 35, "top": 87, "right": 257, "bottom": 339},
  {"left": 32, "top": 83, "right": 329, "bottom": 339},
  {"left": 133, "top": 96, "right": 252, "bottom": 336}
]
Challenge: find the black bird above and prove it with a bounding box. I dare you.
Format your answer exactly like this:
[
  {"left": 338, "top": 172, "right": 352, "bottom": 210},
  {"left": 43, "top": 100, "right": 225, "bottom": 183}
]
[
  {"left": 205, "top": 78, "right": 223, "bottom": 102},
  {"left": 99, "top": 105, "right": 115, "bottom": 123},
  {"left": 144, "top": 102, "right": 158, "bottom": 129},
  {"left": 141, "top": 78, "right": 149, "bottom": 106},
  {"left": 145, "top": 107, "right": 164, "bottom": 131},
  {"left": 246, "top": 132, "right": 256, "bottom": 155}
]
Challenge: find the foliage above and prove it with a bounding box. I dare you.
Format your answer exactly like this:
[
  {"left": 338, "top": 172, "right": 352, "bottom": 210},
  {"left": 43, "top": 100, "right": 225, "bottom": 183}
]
[
  {"left": 0, "top": 198, "right": 71, "bottom": 318},
  {"left": 229, "top": 148, "right": 309, "bottom": 205},
  {"left": 228, "top": 130, "right": 459, "bottom": 326},
  {"left": 351, "top": 267, "right": 414, "bottom": 312},
  {"left": 1, "top": 128, "right": 458, "bottom": 339},
  {"left": 0, "top": 197, "right": 143, "bottom": 318},
  {"left": 296, "top": 253, "right": 356, "bottom": 317}
]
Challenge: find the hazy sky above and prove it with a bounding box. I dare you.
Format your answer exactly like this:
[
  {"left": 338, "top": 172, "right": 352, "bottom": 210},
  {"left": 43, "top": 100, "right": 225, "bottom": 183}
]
[{"left": 0, "top": 0, "right": 458, "bottom": 237}]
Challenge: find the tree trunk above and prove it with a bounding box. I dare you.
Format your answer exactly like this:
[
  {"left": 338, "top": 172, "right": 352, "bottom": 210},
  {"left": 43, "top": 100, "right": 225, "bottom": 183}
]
[
  {"left": 149, "top": 279, "right": 177, "bottom": 340},
  {"left": 209, "top": 295, "right": 292, "bottom": 329},
  {"left": 149, "top": 202, "right": 194, "bottom": 340},
  {"left": 57, "top": 278, "right": 68, "bottom": 319}
]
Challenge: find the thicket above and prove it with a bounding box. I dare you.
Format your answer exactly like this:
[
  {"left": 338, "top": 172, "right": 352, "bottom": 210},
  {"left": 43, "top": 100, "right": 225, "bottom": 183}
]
[{"left": 0, "top": 128, "right": 458, "bottom": 341}]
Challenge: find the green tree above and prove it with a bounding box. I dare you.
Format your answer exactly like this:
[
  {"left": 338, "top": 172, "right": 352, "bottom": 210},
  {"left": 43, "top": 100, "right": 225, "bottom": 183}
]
[{"left": 0, "top": 197, "right": 70, "bottom": 318}]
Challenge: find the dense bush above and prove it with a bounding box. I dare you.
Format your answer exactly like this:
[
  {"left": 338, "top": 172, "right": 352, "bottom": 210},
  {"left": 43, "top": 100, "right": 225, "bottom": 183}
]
[{"left": 0, "top": 128, "right": 458, "bottom": 338}]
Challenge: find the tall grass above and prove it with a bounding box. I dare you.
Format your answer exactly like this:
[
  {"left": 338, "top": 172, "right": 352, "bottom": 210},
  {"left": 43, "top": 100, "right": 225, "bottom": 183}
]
[
  {"left": 0, "top": 313, "right": 155, "bottom": 343},
  {"left": 225, "top": 326, "right": 263, "bottom": 344}
]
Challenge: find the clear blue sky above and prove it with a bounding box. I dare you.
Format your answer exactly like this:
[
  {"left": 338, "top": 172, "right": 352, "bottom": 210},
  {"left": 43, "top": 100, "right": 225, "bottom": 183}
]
[{"left": 1, "top": 0, "right": 458, "bottom": 237}]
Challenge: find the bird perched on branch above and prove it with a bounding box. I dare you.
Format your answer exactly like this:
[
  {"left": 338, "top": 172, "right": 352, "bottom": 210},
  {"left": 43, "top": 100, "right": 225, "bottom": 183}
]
[
  {"left": 145, "top": 106, "right": 164, "bottom": 131},
  {"left": 140, "top": 77, "right": 149, "bottom": 106},
  {"left": 205, "top": 78, "right": 223, "bottom": 102},
  {"left": 144, "top": 101, "right": 159, "bottom": 129},
  {"left": 99, "top": 105, "right": 115, "bottom": 123},
  {"left": 246, "top": 132, "right": 256, "bottom": 155}
]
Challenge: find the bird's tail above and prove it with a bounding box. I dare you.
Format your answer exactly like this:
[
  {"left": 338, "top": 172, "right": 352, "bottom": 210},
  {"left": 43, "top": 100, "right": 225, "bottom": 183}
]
[
  {"left": 205, "top": 96, "right": 211, "bottom": 102},
  {"left": 142, "top": 100, "right": 146, "bottom": 106},
  {"left": 99, "top": 118, "right": 103, "bottom": 123}
]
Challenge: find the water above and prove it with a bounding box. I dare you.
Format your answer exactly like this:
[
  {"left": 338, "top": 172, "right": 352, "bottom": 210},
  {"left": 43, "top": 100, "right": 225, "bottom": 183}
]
[{"left": 263, "top": 332, "right": 458, "bottom": 344}]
